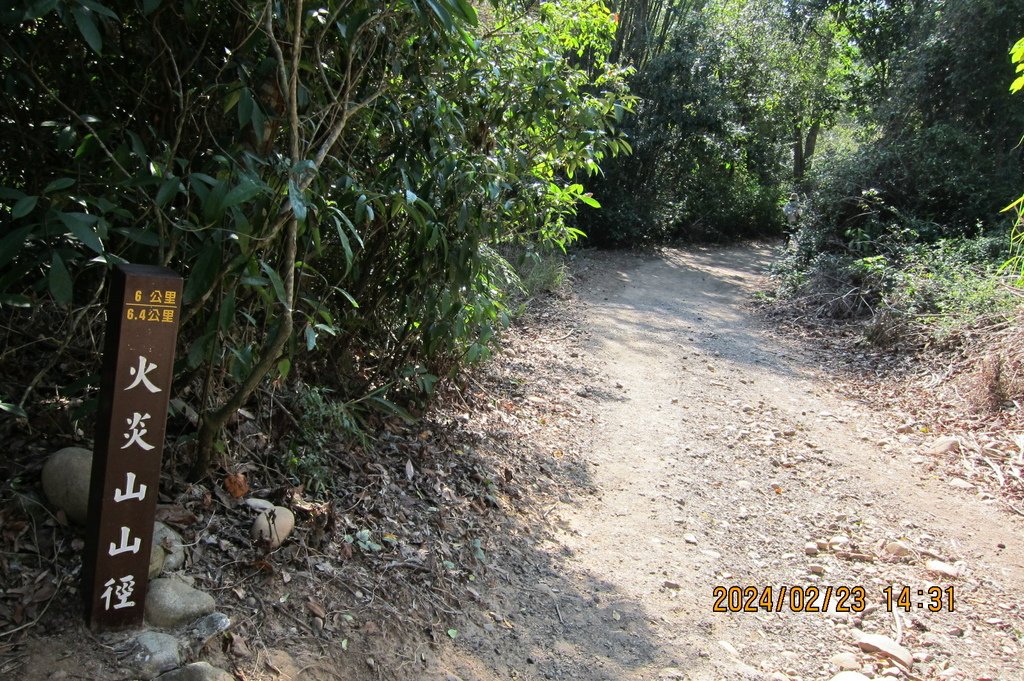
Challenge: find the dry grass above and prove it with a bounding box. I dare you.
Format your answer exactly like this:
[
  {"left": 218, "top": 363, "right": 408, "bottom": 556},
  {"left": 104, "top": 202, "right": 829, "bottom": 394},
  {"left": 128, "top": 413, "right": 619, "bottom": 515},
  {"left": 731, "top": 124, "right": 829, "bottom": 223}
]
[{"left": 965, "top": 322, "right": 1024, "bottom": 415}]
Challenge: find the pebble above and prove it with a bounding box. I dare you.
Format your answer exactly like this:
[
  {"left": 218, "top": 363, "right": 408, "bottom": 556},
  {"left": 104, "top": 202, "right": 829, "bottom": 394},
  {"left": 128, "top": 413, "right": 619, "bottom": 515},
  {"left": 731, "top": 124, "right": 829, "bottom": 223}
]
[
  {"left": 925, "top": 559, "right": 960, "bottom": 578},
  {"left": 40, "top": 447, "right": 92, "bottom": 524},
  {"left": 830, "top": 535, "right": 850, "bottom": 549},
  {"left": 829, "top": 673, "right": 871, "bottom": 681},
  {"left": 855, "top": 632, "right": 913, "bottom": 669},
  {"left": 683, "top": 533, "right": 698, "bottom": 545},
  {"left": 156, "top": 662, "right": 233, "bottom": 681},
  {"left": 718, "top": 640, "right": 739, "bottom": 657},
  {"left": 829, "top": 652, "right": 860, "bottom": 670},
  {"left": 805, "top": 542, "right": 819, "bottom": 556},
  {"left": 883, "top": 541, "right": 912, "bottom": 557},
  {"left": 127, "top": 631, "right": 180, "bottom": 679},
  {"left": 808, "top": 564, "right": 825, "bottom": 575},
  {"left": 924, "top": 437, "right": 960, "bottom": 455},
  {"left": 145, "top": 577, "right": 216, "bottom": 629},
  {"left": 947, "top": 478, "right": 974, "bottom": 490},
  {"left": 251, "top": 506, "right": 295, "bottom": 549}
]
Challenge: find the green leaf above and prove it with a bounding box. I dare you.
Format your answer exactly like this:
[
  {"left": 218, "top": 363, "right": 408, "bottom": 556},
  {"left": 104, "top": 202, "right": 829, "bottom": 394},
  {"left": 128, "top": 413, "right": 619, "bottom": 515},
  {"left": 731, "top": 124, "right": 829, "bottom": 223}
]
[
  {"left": 58, "top": 212, "right": 104, "bottom": 253},
  {"left": 451, "top": 0, "right": 477, "bottom": 25},
  {"left": 335, "top": 287, "right": 359, "bottom": 308},
  {"left": 113, "top": 227, "right": 161, "bottom": 246},
  {"left": 0, "top": 401, "right": 27, "bottom": 418},
  {"left": 277, "top": 357, "right": 291, "bottom": 379},
  {"left": 423, "top": 0, "right": 454, "bottom": 31},
  {"left": 44, "top": 178, "right": 75, "bottom": 193},
  {"left": 288, "top": 180, "right": 308, "bottom": 221},
  {"left": 214, "top": 290, "right": 235, "bottom": 333},
  {"left": 23, "top": 0, "right": 60, "bottom": 21},
  {"left": 251, "top": 102, "right": 265, "bottom": 142},
  {"left": 260, "top": 260, "right": 288, "bottom": 306},
  {"left": 237, "top": 88, "right": 253, "bottom": 128},
  {"left": 127, "top": 132, "right": 149, "bottom": 166},
  {"left": 80, "top": 0, "right": 118, "bottom": 19},
  {"left": 186, "top": 330, "right": 216, "bottom": 369},
  {"left": 0, "top": 226, "right": 32, "bottom": 269},
  {"left": 304, "top": 324, "right": 317, "bottom": 350},
  {"left": 578, "top": 193, "right": 601, "bottom": 208},
  {"left": 156, "top": 175, "right": 179, "bottom": 207},
  {"left": 72, "top": 6, "right": 102, "bottom": 54},
  {"left": 183, "top": 245, "right": 220, "bottom": 304},
  {"left": 12, "top": 195, "right": 38, "bottom": 219},
  {"left": 222, "top": 87, "right": 241, "bottom": 113},
  {"left": 446, "top": 628, "right": 458, "bottom": 639},
  {"left": 370, "top": 395, "right": 415, "bottom": 423},
  {"left": 0, "top": 294, "right": 32, "bottom": 308},
  {"left": 223, "top": 179, "right": 264, "bottom": 209},
  {"left": 1012, "top": 75, "right": 1024, "bottom": 95},
  {"left": 49, "top": 253, "right": 72, "bottom": 304},
  {"left": 1011, "top": 37, "right": 1024, "bottom": 64},
  {"left": 142, "top": 0, "right": 161, "bottom": 14}
]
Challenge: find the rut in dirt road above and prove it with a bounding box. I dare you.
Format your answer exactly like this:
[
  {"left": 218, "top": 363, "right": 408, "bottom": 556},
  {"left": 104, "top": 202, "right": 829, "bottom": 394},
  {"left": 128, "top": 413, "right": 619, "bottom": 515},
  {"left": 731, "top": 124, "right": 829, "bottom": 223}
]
[{"left": 441, "top": 246, "right": 1024, "bottom": 681}]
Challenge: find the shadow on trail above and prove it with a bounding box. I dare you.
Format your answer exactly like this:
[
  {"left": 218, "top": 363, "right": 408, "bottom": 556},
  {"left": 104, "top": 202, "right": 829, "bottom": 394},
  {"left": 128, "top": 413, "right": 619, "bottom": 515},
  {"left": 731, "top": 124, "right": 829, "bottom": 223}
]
[
  {"left": 434, "top": 246, "right": 789, "bottom": 680},
  {"left": 583, "top": 244, "right": 815, "bottom": 384},
  {"left": 427, "top": 294, "right": 695, "bottom": 680}
]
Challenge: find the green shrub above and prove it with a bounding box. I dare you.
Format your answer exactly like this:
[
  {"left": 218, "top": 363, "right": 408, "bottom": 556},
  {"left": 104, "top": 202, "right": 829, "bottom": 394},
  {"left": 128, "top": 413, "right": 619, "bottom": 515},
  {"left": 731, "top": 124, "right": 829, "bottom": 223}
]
[{"left": 772, "top": 234, "right": 1016, "bottom": 346}]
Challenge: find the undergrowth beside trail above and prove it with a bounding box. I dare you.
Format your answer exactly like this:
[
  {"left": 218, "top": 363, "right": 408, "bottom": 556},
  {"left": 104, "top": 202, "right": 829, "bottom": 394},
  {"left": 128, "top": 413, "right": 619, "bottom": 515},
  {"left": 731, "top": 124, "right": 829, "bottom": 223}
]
[{"left": 767, "top": 230, "right": 1020, "bottom": 352}]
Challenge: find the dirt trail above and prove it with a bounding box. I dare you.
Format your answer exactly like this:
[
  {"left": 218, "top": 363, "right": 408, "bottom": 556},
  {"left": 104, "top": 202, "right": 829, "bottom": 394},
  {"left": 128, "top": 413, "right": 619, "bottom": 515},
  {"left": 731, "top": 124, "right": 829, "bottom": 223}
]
[{"left": 440, "top": 246, "right": 1024, "bottom": 681}]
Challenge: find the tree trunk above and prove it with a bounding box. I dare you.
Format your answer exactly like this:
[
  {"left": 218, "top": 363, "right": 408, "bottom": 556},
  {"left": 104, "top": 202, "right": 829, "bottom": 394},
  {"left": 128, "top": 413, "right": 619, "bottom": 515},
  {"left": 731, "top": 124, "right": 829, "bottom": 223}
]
[
  {"left": 803, "top": 121, "right": 821, "bottom": 176},
  {"left": 190, "top": 1, "right": 304, "bottom": 480},
  {"left": 792, "top": 124, "right": 805, "bottom": 182},
  {"left": 792, "top": 121, "right": 821, "bottom": 188}
]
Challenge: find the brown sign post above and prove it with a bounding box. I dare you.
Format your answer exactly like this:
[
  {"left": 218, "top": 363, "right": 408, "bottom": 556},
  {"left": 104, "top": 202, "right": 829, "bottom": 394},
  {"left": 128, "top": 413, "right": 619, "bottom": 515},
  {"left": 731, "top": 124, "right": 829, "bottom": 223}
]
[{"left": 83, "top": 264, "right": 182, "bottom": 630}]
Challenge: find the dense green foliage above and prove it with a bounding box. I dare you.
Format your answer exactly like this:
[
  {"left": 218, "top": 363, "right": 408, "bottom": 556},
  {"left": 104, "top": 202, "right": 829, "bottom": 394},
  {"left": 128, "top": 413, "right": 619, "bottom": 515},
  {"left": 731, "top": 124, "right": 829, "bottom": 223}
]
[
  {"left": 772, "top": 0, "right": 1024, "bottom": 344},
  {"left": 808, "top": 0, "right": 1024, "bottom": 244},
  {"left": 0, "top": 0, "right": 631, "bottom": 476},
  {"left": 586, "top": 0, "right": 862, "bottom": 245},
  {"left": 1002, "top": 35, "right": 1024, "bottom": 279},
  {"left": 3, "top": 0, "right": 1023, "bottom": 478},
  {"left": 585, "top": 0, "right": 1023, "bottom": 263}
]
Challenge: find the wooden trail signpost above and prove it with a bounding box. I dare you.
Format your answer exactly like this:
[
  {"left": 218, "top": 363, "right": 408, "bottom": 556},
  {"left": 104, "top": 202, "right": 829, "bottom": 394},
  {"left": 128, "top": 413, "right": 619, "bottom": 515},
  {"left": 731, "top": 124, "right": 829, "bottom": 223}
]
[{"left": 82, "top": 264, "right": 182, "bottom": 630}]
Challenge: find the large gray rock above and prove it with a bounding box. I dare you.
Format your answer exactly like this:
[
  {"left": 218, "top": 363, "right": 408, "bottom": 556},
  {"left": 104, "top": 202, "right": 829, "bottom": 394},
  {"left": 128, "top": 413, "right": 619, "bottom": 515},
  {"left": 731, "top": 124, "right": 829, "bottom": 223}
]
[
  {"left": 126, "top": 631, "right": 180, "bottom": 679},
  {"left": 150, "top": 522, "right": 187, "bottom": 578},
  {"left": 145, "top": 577, "right": 216, "bottom": 629},
  {"left": 189, "top": 612, "right": 231, "bottom": 649},
  {"left": 41, "top": 447, "right": 92, "bottom": 524},
  {"left": 251, "top": 505, "right": 295, "bottom": 549},
  {"left": 157, "top": 662, "right": 233, "bottom": 681}
]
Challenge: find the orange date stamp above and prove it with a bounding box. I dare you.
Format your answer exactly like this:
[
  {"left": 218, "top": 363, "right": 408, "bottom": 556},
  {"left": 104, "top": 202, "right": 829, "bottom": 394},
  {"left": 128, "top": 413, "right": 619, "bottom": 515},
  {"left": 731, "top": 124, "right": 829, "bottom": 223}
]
[
  {"left": 712, "top": 585, "right": 867, "bottom": 613},
  {"left": 711, "top": 586, "right": 956, "bottom": 613}
]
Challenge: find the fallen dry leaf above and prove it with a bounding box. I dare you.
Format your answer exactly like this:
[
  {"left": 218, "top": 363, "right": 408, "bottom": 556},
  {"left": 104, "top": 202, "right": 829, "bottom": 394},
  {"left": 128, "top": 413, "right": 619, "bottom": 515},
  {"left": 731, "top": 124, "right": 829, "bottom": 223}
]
[{"left": 224, "top": 472, "right": 249, "bottom": 498}]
